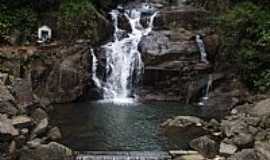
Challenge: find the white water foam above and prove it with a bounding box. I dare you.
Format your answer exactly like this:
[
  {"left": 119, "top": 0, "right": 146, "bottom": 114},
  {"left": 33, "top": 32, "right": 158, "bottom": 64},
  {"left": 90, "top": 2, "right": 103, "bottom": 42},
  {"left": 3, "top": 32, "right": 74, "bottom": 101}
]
[
  {"left": 196, "top": 34, "right": 209, "bottom": 64},
  {"left": 91, "top": 49, "right": 102, "bottom": 88},
  {"left": 99, "top": 5, "right": 158, "bottom": 101}
]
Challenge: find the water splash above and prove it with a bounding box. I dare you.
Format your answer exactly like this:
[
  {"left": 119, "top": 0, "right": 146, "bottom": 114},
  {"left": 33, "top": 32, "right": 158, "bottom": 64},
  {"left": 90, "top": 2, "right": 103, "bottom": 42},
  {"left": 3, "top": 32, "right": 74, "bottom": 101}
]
[
  {"left": 198, "top": 74, "right": 213, "bottom": 106},
  {"left": 90, "top": 49, "right": 102, "bottom": 88},
  {"left": 101, "top": 5, "right": 158, "bottom": 100},
  {"left": 196, "top": 34, "right": 209, "bottom": 64}
]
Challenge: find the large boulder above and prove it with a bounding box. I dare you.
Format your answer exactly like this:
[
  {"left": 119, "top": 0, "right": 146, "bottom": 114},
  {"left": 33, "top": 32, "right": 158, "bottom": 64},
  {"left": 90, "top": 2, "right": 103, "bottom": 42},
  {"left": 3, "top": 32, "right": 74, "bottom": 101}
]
[
  {"left": 189, "top": 135, "right": 218, "bottom": 158},
  {"left": 0, "top": 114, "right": 19, "bottom": 139},
  {"left": 250, "top": 98, "right": 270, "bottom": 116},
  {"left": 47, "top": 127, "right": 62, "bottom": 141},
  {"left": 161, "top": 116, "right": 204, "bottom": 128},
  {"left": 19, "top": 142, "right": 73, "bottom": 160},
  {"left": 30, "top": 108, "right": 48, "bottom": 124},
  {"left": 31, "top": 118, "right": 48, "bottom": 138},
  {"left": 139, "top": 30, "right": 197, "bottom": 66},
  {"left": 219, "top": 142, "right": 238, "bottom": 155}
]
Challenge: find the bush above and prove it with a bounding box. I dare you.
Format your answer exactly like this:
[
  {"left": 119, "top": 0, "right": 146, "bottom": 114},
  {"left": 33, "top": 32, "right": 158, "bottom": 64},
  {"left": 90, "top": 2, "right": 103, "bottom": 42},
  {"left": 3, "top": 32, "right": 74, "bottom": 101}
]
[
  {"left": 218, "top": 2, "right": 270, "bottom": 92},
  {"left": 0, "top": 2, "right": 37, "bottom": 44},
  {"left": 57, "top": 0, "right": 107, "bottom": 42}
]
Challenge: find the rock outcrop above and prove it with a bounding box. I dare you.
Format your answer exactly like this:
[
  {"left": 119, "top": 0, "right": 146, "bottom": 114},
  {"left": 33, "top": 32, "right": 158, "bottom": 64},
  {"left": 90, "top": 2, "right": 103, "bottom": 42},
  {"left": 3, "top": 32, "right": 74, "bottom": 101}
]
[
  {"left": 0, "top": 44, "right": 91, "bottom": 104},
  {"left": 0, "top": 78, "right": 72, "bottom": 160},
  {"left": 169, "top": 98, "right": 270, "bottom": 160}
]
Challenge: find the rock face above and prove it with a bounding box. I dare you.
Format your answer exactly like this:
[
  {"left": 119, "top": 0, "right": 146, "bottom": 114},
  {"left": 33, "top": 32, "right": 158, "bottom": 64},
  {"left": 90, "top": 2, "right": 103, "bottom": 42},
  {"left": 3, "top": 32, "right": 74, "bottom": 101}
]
[
  {"left": 0, "top": 82, "right": 18, "bottom": 116},
  {"left": 31, "top": 45, "right": 91, "bottom": 103},
  {"left": 0, "top": 44, "right": 91, "bottom": 104},
  {"left": 136, "top": 1, "right": 247, "bottom": 110}
]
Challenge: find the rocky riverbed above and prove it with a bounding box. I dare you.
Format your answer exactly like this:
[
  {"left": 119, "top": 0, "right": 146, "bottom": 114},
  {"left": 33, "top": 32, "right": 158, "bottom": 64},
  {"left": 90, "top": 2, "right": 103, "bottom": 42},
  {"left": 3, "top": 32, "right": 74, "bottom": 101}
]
[
  {"left": 0, "top": 77, "right": 73, "bottom": 160},
  {"left": 162, "top": 96, "right": 270, "bottom": 160}
]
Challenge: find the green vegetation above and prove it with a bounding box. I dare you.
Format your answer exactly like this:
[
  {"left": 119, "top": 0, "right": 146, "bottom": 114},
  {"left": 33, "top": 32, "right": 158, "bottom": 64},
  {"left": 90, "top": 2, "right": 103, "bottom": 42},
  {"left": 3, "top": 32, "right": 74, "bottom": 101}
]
[
  {"left": 0, "top": 0, "right": 126, "bottom": 44},
  {"left": 217, "top": 2, "right": 270, "bottom": 92},
  {"left": 0, "top": 2, "right": 37, "bottom": 44},
  {"left": 57, "top": 0, "right": 104, "bottom": 42}
]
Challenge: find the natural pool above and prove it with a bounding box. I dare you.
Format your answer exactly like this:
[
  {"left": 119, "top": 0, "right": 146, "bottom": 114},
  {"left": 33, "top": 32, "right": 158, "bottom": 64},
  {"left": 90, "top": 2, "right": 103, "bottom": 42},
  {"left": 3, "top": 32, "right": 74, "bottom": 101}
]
[{"left": 51, "top": 101, "right": 211, "bottom": 151}]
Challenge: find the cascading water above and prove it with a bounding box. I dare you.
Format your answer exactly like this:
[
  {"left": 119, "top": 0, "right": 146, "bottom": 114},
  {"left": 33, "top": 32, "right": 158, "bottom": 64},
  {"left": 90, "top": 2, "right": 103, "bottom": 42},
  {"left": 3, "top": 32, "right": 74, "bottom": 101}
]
[
  {"left": 196, "top": 34, "right": 209, "bottom": 64},
  {"left": 91, "top": 49, "right": 102, "bottom": 88},
  {"left": 198, "top": 74, "right": 213, "bottom": 106},
  {"left": 96, "top": 3, "right": 158, "bottom": 101}
]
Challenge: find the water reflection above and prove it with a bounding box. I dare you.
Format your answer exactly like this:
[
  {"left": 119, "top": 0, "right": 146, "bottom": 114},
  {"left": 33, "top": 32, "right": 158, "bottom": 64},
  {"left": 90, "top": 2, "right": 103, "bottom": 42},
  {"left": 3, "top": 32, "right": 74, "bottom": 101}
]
[{"left": 51, "top": 102, "right": 204, "bottom": 151}]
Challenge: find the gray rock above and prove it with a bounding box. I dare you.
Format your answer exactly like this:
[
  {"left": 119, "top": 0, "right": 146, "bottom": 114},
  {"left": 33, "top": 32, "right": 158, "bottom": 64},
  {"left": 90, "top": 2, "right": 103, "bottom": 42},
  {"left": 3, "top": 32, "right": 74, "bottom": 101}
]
[
  {"left": 255, "top": 141, "right": 270, "bottom": 160},
  {"left": 0, "top": 82, "right": 18, "bottom": 116},
  {"left": 31, "top": 45, "right": 90, "bottom": 103},
  {"left": 231, "top": 133, "right": 254, "bottom": 147},
  {"left": 27, "top": 138, "right": 44, "bottom": 149},
  {"left": 189, "top": 136, "right": 218, "bottom": 158},
  {"left": 32, "top": 118, "right": 48, "bottom": 137},
  {"left": 0, "top": 114, "right": 19, "bottom": 138},
  {"left": 219, "top": 142, "right": 238, "bottom": 155},
  {"left": 227, "top": 149, "right": 258, "bottom": 160},
  {"left": 30, "top": 108, "right": 48, "bottom": 124},
  {"left": 47, "top": 127, "right": 62, "bottom": 141},
  {"left": 161, "top": 116, "right": 204, "bottom": 128},
  {"left": 250, "top": 98, "right": 270, "bottom": 116},
  {"left": 255, "top": 129, "right": 270, "bottom": 142},
  {"left": 260, "top": 115, "right": 270, "bottom": 129},
  {"left": 12, "top": 78, "right": 33, "bottom": 109},
  {"left": 139, "top": 31, "right": 170, "bottom": 56},
  {"left": 221, "top": 117, "right": 249, "bottom": 137},
  {"left": 20, "top": 142, "right": 73, "bottom": 160},
  {"left": 12, "top": 115, "right": 33, "bottom": 128}
]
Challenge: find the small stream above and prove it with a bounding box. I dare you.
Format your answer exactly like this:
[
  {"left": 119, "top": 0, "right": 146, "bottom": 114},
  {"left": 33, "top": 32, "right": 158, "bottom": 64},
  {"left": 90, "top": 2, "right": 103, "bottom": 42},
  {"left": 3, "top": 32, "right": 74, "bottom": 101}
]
[{"left": 51, "top": 102, "right": 207, "bottom": 151}]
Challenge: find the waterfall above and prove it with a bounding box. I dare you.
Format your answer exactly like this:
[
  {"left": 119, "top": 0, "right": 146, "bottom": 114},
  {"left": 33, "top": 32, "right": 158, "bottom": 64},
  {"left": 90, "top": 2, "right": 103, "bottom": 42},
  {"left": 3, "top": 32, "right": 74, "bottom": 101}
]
[
  {"left": 198, "top": 74, "right": 213, "bottom": 106},
  {"left": 196, "top": 34, "right": 209, "bottom": 64},
  {"left": 98, "top": 4, "right": 158, "bottom": 101},
  {"left": 91, "top": 49, "right": 102, "bottom": 88}
]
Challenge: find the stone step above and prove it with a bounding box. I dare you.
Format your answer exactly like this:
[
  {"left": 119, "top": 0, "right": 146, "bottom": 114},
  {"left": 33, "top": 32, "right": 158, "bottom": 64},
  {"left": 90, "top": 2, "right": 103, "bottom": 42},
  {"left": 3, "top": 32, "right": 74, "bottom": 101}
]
[{"left": 76, "top": 151, "right": 172, "bottom": 160}]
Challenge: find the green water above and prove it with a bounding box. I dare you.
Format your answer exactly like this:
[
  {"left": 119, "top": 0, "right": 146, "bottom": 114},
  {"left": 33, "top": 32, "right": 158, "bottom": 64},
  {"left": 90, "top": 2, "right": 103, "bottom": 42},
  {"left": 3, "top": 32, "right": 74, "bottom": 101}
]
[{"left": 51, "top": 101, "right": 208, "bottom": 151}]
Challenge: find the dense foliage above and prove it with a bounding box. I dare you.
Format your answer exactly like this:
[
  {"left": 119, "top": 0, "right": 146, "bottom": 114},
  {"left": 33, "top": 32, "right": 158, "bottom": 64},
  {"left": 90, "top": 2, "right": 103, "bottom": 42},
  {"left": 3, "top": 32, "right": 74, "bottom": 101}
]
[
  {"left": 0, "top": 0, "right": 128, "bottom": 44},
  {"left": 0, "top": 1, "right": 37, "bottom": 44},
  {"left": 218, "top": 2, "right": 270, "bottom": 92}
]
